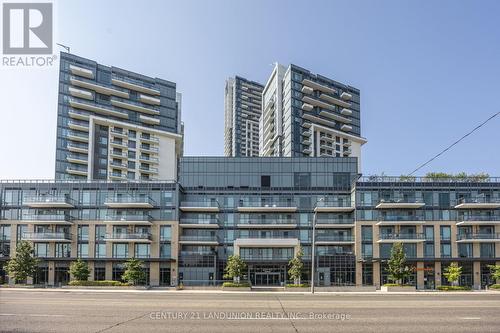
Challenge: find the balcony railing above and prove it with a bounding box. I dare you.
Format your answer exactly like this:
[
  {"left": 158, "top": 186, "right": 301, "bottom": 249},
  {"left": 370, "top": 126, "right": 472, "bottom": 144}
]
[
  {"left": 236, "top": 233, "right": 299, "bottom": 239},
  {"left": 315, "top": 235, "right": 354, "bottom": 242},
  {"left": 104, "top": 214, "right": 153, "bottom": 223},
  {"left": 316, "top": 218, "right": 355, "bottom": 225},
  {"left": 456, "top": 233, "right": 500, "bottom": 241},
  {"left": 105, "top": 195, "right": 155, "bottom": 207},
  {"left": 179, "top": 201, "right": 220, "bottom": 210},
  {"left": 104, "top": 232, "right": 152, "bottom": 241},
  {"left": 21, "top": 213, "right": 74, "bottom": 223},
  {"left": 379, "top": 233, "right": 425, "bottom": 241},
  {"left": 457, "top": 215, "right": 500, "bottom": 222},
  {"left": 23, "top": 195, "right": 75, "bottom": 207},
  {"left": 238, "top": 219, "right": 297, "bottom": 226},
  {"left": 22, "top": 232, "right": 72, "bottom": 241},
  {"left": 179, "top": 235, "right": 219, "bottom": 242},
  {"left": 179, "top": 218, "right": 219, "bottom": 226},
  {"left": 376, "top": 198, "right": 425, "bottom": 209},
  {"left": 378, "top": 215, "right": 424, "bottom": 222},
  {"left": 457, "top": 197, "right": 500, "bottom": 204}
]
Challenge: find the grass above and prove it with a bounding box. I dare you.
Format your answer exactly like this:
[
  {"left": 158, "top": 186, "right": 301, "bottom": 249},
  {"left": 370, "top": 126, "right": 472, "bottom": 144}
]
[
  {"left": 68, "top": 280, "right": 131, "bottom": 287},
  {"left": 286, "top": 283, "right": 310, "bottom": 288},
  {"left": 436, "top": 285, "right": 471, "bottom": 291},
  {"left": 222, "top": 282, "right": 250, "bottom": 288}
]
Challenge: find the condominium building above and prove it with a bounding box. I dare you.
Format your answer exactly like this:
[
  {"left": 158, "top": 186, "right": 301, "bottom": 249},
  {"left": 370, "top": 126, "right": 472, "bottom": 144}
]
[
  {"left": 0, "top": 166, "right": 499, "bottom": 289},
  {"left": 260, "top": 63, "right": 367, "bottom": 171},
  {"left": 55, "top": 53, "right": 183, "bottom": 182},
  {"left": 224, "top": 76, "right": 263, "bottom": 157}
]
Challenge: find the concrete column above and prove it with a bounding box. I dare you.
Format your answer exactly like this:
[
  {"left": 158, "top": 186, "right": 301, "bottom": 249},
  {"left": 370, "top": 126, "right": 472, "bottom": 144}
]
[
  {"left": 88, "top": 261, "right": 95, "bottom": 281},
  {"left": 88, "top": 224, "right": 96, "bottom": 258},
  {"left": 435, "top": 262, "right": 442, "bottom": 287},
  {"left": 355, "top": 261, "right": 363, "bottom": 286},
  {"left": 372, "top": 226, "right": 380, "bottom": 258},
  {"left": 9, "top": 224, "right": 17, "bottom": 257},
  {"left": 450, "top": 224, "right": 458, "bottom": 258},
  {"left": 48, "top": 261, "right": 55, "bottom": 286},
  {"left": 106, "top": 224, "right": 113, "bottom": 258},
  {"left": 105, "top": 261, "right": 113, "bottom": 280},
  {"left": 473, "top": 261, "right": 481, "bottom": 290},
  {"left": 416, "top": 261, "right": 424, "bottom": 290},
  {"left": 70, "top": 223, "right": 78, "bottom": 257},
  {"left": 373, "top": 261, "right": 381, "bottom": 289},
  {"left": 150, "top": 262, "right": 159, "bottom": 286},
  {"left": 433, "top": 225, "right": 441, "bottom": 258}
]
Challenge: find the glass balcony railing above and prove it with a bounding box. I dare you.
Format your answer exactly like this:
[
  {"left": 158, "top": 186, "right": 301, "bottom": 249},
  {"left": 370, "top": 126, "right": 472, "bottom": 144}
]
[
  {"left": 457, "top": 233, "right": 500, "bottom": 241},
  {"left": 140, "top": 134, "right": 160, "bottom": 143},
  {"left": 140, "top": 145, "right": 159, "bottom": 153},
  {"left": 22, "top": 232, "right": 72, "bottom": 241},
  {"left": 458, "top": 215, "right": 500, "bottom": 222},
  {"left": 236, "top": 232, "right": 299, "bottom": 239},
  {"left": 139, "top": 155, "right": 159, "bottom": 163},
  {"left": 104, "top": 214, "right": 153, "bottom": 222},
  {"left": 315, "top": 199, "right": 352, "bottom": 208},
  {"left": 179, "top": 218, "right": 219, "bottom": 226},
  {"left": 238, "top": 200, "right": 297, "bottom": 208},
  {"left": 21, "top": 213, "right": 74, "bottom": 222},
  {"left": 315, "top": 235, "right": 354, "bottom": 242},
  {"left": 378, "top": 198, "right": 423, "bottom": 204},
  {"left": 105, "top": 195, "right": 155, "bottom": 206},
  {"left": 179, "top": 235, "right": 219, "bottom": 242},
  {"left": 378, "top": 215, "right": 424, "bottom": 222},
  {"left": 238, "top": 219, "right": 297, "bottom": 226},
  {"left": 111, "top": 74, "right": 159, "bottom": 92},
  {"left": 456, "top": 197, "right": 500, "bottom": 205},
  {"left": 67, "top": 130, "right": 89, "bottom": 139},
  {"left": 23, "top": 195, "right": 75, "bottom": 207},
  {"left": 180, "top": 201, "right": 220, "bottom": 208},
  {"left": 379, "top": 233, "right": 425, "bottom": 240},
  {"left": 316, "top": 218, "right": 355, "bottom": 225},
  {"left": 104, "top": 232, "right": 152, "bottom": 241},
  {"left": 67, "top": 142, "right": 88, "bottom": 150}
]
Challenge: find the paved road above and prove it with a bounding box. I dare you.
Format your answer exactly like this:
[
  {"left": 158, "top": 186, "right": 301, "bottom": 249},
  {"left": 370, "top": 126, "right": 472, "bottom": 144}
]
[{"left": 1, "top": 289, "right": 500, "bottom": 333}]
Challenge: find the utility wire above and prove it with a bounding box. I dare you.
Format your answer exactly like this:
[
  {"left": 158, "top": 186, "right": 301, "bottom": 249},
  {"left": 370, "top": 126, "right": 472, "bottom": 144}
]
[{"left": 408, "top": 111, "right": 500, "bottom": 176}]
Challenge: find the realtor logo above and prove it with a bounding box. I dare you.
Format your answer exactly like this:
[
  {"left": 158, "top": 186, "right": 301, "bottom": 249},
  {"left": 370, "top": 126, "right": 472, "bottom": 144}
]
[{"left": 2, "top": 2, "right": 53, "bottom": 54}]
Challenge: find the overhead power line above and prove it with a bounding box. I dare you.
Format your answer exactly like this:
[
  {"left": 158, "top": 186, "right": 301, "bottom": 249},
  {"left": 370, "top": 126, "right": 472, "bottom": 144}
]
[{"left": 408, "top": 111, "right": 500, "bottom": 176}]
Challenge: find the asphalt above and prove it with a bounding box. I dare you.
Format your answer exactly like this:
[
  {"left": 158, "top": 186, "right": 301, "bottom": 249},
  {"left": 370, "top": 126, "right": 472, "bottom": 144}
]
[{"left": 1, "top": 289, "right": 500, "bottom": 333}]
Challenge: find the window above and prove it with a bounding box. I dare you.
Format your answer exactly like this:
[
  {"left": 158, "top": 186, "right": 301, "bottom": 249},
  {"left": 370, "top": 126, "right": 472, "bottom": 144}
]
[
  {"left": 424, "top": 226, "right": 434, "bottom": 241},
  {"left": 113, "top": 243, "right": 128, "bottom": 258},
  {"left": 55, "top": 243, "right": 71, "bottom": 257},
  {"left": 458, "top": 243, "right": 473, "bottom": 258},
  {"left": 261, "top": 175, "right": 271, "bottom": 187},
  {"left": 424, "top": 243, "right": 435, "bottom": 257},
  {"left": 160, "top": 243, "right": 171, "bottom": 258},
  {"left": 135, "top": 244, "right": 150, "bottom": 258},
  {"left": 361, "top": 226, "right": 372, "bottom": 241},
  {"left": 160, "top": 226, "right": 171, "bottom": 241},
  {"left": 78, "top": 243, "right": 89, "bottom": 258},
  {"left": 440, "top": 243, "right": 451, "bottom": 258},
  {"left": 440, "top": 226, "right": 451, "bottom": 241},
  {"left": 95, "top": 243, "right": 106, "bottom": 258},
  {"left": 78, "top": 225, "right": 89, "bottom": 241},
  {"left": 362, "top": 243, "right": 373, "bottom": 258},
  {"left": 34, "top": 243, "right": 49, "bottom": 257}
]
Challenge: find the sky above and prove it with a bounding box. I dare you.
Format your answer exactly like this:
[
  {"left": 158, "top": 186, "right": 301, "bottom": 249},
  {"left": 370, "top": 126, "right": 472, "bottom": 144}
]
[{"left": 0, "top": 0, "right": 499, "bottom": 179}]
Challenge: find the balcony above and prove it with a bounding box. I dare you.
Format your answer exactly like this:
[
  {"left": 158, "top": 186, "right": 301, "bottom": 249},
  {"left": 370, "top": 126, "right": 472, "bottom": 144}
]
[
  {"left": 302, "top": 95, "right": 335, "bottom": 111},
  {"left": 140, "top": 134, "right": 160, "bottom": 144},
  {"left": 375, "top": 198, "right": 425, "bottom": 209},
  {"left": 303, "top": 113, "right": 336, "bottom": 129},
  {"left": 22, "top": 232, "right": 72, "bottom": 242},
  {"left": 139, "top": 145, "right": 159, "bottom": 154},
  {"left": 110, "top": 128, "right": 128, "bottom": 138},
  {"left": 456, "top": 233, "right": 500, "bottom": 242},
  {"left": 319, "top": 93, "right": 351, "bottom": 108},
  {"left": 70, "top": 76, "right": 129, "bottom": 98},
  {"left": 456, "top": 215, "right": 500, "bottom": 225},
  {"left": 237, "top": 201, "right": 297, "bottom": 213},
  {"left": 23, "top": 195, "right": 74, "bottom": 208},
  {"left": 67, "top": 130, "right": 89, "bottom": 143},
  {"left": 104, "top": 214, "right": 153, "bottom": 225},
  {"left": 69, "top": 65, "right": 94, "bottom": 79},
  {"left": 314, "top": 199, "right": 354, "bottom": 213},
  {"left": 340, "top": 92, "right": 353, "bottom": 100},
  {"left": 139, "top": 114, "right": 160, "bottom": 125},
  {"left": 454, "top": 198, "right": 500, "bottom": 209},
  {"left": 315, "top": 235, "right": 355, "bottom": 245},
  {"left": 179, "top": 201, "right": 220, "bottom": 212},
  {"left": 111, "top": 77, "right": 160, "bottom": 96},
  {"left": 110, "top": 98, "right": 160, "bottom": 116},
  {"left": 110, "top": 150, "right": 128, "bottom": 158},
  {"left": 237, "top": 219, "right": 298, "bottom": 229},
  {"left": 341, "top": 108, "right": 352, "bottom": 116},
  {"left": 301, "top": 79, "right": 336, "bottom": 95},
  {"left": 340, "top": 124, "right": 353, "bottom": 132},
  {"left": 319, "top": 110, "right": 352, "bottom": 124},
  {"left": 377, "top": 233, "right": 426, "bottom": 243},
  {"left": 139, "top": 155, "right": 159, "bottom": 164},
  {"left": 302, "top": 130, "right": 312, "bottom": 137},
  {"left": 104, "top": 232, "right": 152, "bottom": 243},
  {"left": 139, "top": 94, "right": 161, "bottom": 105},
  {"left": 66, "top": 154, "right": 88, "bottom": 165},
  {"left": 67, "top": 142, "right": 88, "bottom": 154},
  {"left": 110, "top": 139, "right": 128, "bottom": 148},
  {"left": 179, "top": 218, "right": 220, "bottom": 228},
  {"left": 66, "top": 166, "right": 87, "bottom": 177},
  {"left": 376, "top": 215, "right": 425, "bottom": 225},
  {"left": 139, "top": 166, "right": 159, "bottom": 174},
  {"left": 301, "top": 103, "right": 313, "bottom": 111},
  {"left": 315, "top": 219, "right": 355, "bottom": 228},
  {"left": 110, "top": 161, "right": 127, "bottom": 170},
  {"left": 68, "top": 87, "right": 93, "bottom": 100},
  {"left": 109, "top": 172, "right": 127, "bottom": 181},
  {"left": 179, "top": 235, "right": 219, "bottom": 245},
  {"left": 69, "top": 99, "right": 129, "bottom": 119},
  {"left": 104, "top": 195, "right": 155, "bottom": 208},
  {"left": 20, "top": 213, "right": 74, "bottom": 225}
]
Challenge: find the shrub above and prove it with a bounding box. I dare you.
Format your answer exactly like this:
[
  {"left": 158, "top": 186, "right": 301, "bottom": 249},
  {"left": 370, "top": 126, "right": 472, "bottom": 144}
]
[
  {"left": 286, "top": 283, "right": 310, "bottom": 288},
  {"left": 489, "top": 284, "right": 500, "bottom": 290},
  {"left": 68, "top": 280, "right": 131, "bottom": 287},
  {"left": 383, "top": 283, "right": 413, "bottom": 287},
  {"left": 222, "top": 281, "right": 250, "bottom": 288},
  {"left": 436, "top": 286, "right": 471, "bottom": 291}
]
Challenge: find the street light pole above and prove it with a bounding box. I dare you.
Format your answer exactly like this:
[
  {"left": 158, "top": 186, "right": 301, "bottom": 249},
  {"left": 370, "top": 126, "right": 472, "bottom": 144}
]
[{"left": 311, "top": 198, "right": 323, "bottom": 294}]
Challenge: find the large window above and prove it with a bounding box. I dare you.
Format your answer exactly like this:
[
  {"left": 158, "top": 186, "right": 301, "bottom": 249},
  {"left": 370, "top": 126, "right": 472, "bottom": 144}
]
[
  {"left": 113, "top": 243, "right": 128, "bottom": 258},
  {"left": 55, "top": 243, "right": 71, "bottom": 258},
  {"left": 160, "top": 225, "right": 171, "bottom": 241},
  {"left": 135, "top": 244, "right": 150, "bottom": 258}
]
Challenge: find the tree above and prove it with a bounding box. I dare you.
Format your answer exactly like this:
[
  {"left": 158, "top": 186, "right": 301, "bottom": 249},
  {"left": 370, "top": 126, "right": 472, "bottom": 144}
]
[
  {"left": 69, "top": 259, "right": 90, "bottom": 281},
  {"left": 443, "top": 262, "right": 462, "bottom": 286},
  {"left": 387, "top": 242, "right": 411, "bottom": 285},
  {"left": 5, "top": 241, "right": 39, "bottom": 283},
  {"left": 223, "top": 255, "right": 247, "bottom": 283},
  {"left": 288, "top": 247, "right": 304, "bottom": 285},
  {"left": 122, "top": 258, "right": 146, "bottom": 285},
  {"left": 488, "top": 264, "right": 500, "bottom": 283}
]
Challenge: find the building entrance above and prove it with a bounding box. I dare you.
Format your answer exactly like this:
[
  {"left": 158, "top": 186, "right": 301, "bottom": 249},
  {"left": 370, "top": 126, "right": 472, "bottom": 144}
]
[{"left": 248, "top": 264, "right": 286, "bottom": 286}]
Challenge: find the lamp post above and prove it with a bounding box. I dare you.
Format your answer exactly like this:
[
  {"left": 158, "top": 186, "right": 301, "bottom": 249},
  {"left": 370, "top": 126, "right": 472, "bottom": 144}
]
[{"left": 311, "top": 197, "right": 324, "bottom": 294}]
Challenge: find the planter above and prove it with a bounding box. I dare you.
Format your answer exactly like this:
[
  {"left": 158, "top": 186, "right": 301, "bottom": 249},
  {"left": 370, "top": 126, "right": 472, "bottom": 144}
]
[
  {"left": 381, "top": 285, "right": 416, "bottom": 292},
  {"left": 316, "top": 286, "right": 377, "bottom": 292},
  {"left": 285, "top": 287, "right": 310, "bottom": 292},
  {"left": 62, "top": 285, "right": 149, "bottom": 290},
  {"left": 222, "top": 286, "right": 251, "bottom": 291}
]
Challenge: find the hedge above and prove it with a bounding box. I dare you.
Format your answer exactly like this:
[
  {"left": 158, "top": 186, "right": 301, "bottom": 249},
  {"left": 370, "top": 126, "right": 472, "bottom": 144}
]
[
  {"left": 222, "top": 282, "right": 250, "bottom": 287},
  {"left": 490, "top": 284, "right": 500, "bottom": 290},
  {"left": 68, "top": 280, "right": 131, "bottom": 287},
  {"left": 286, "top": 283, "right": 310, "bottom": 288},
  {"left": 436, "top": 286, "right": 471, "bottom": 291}
]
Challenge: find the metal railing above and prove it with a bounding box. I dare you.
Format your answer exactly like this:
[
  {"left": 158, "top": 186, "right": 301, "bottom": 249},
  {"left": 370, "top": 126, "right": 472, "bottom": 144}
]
[
  {"left": 21, "top": 214, "right": 74, "bottom": 222},
  {"left": 105, "top": 195, "right": 155, "bottom": 206},
  {"left": 23, "top": 195, "right": 74, "bottom": 206},
  {"left": 378, "top": 215, "right": 424, "bottom": 222},
  {"left": 179, "top": 235, "right": 219, "bottom": 242},
  {"left": 104, "top": 232, "right": 152, "bottom": 241},
  {"left": 179, "top": 218, "right": 219, "bottom": 226},
  {"left": 22, "top": 232, "right": 72, "bottom": 241},
  {"left": 104, "top": 214, "right": 153, "bottom": 222},
  {"left": 457, "top": 215, "right": 500, "bottom": 222},
  {"left": 315, "top": 235, "right": 354, "bottom": 242},
  {"left": 379, "top": 233, "right": 425, "bottom": 240},
  {"left": 238, "top": 219, "right": 297, "bottom": 225},
  {"left": 180, "top": 201, "right": 220, "bottom": 208},
  {"left": 456, "top": 233, "right": 500, "bottom": 241}
]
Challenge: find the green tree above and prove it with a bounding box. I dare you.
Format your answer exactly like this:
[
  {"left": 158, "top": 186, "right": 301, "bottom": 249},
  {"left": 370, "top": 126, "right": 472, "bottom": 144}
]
[
  {"left": 69, "top": 259, "right": 90, "bottom": 281},
  {"left": 443, "top": 262, "right": 462, "bottom": 286},
  {"left": 5, "top": 241, "right": 39, "bottom": 283},
  {"left": 288, "top": 247, "right": 304, "bottom": 285},
  {"left": 488, "top": 264, "right": 500, "bottom": 283},
  {"left": 122, "top": 258, "right": 146, "bottom": 285},
  {"left": 387, "top": 242, "right": 410, "bottom": 285},
  {"left": 223, "top": 255, "right": 247, "bottom": 283}
]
